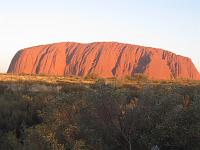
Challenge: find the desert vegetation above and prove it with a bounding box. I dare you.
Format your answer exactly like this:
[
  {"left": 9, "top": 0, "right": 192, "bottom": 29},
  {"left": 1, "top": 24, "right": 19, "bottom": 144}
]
[{"left": 0, "top": 74, "right": 200, "bottom": 150}]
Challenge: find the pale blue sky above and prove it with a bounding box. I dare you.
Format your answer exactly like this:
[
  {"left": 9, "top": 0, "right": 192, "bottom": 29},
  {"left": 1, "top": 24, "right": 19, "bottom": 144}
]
[{"left": 0, "top": 0, "right": 200, "bottom": 72}]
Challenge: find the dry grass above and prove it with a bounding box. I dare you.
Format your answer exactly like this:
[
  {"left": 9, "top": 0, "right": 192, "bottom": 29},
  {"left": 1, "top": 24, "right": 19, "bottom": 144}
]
[
  {"left": 0, "top": 73, "right": 95, "bottom": 85},
  {"left": 0, "top": 73, "right": 200, "bottom": 87}
]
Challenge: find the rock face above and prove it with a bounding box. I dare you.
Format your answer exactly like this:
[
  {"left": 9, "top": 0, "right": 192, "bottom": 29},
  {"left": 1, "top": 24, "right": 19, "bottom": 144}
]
[{"left": 8, "top": 42, "right": 200, "bottom": 80}]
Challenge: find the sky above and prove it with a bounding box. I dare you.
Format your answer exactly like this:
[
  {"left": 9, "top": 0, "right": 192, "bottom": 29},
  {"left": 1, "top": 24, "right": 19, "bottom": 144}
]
[{"left": 0, "top": 0, "right": 200, "bottom": 73}]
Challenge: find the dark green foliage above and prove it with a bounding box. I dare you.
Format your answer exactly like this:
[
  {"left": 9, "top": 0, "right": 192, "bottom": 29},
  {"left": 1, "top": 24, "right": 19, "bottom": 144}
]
[
  {"left": 0, "top": 84, "right": 7, "bottom": 94},
  {"left": 61, "top": 84, "right": 88, "bottom": 94},
  {"left": 0, "top": 81, "right": 199, "bottom": 150}
]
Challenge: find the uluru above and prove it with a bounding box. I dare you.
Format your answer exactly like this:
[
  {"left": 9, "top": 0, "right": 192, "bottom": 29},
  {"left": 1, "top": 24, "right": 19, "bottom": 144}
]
[{"left": 7, "top": 42, "right": 200, "bottom": 80}]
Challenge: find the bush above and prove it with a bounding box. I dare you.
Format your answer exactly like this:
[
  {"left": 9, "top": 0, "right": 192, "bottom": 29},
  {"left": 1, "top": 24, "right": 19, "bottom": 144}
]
[
  {"left": 84, "top": 73, "right": 100, "bottom": 80},
  {"left": 61, "top": 84, "right": 87, "bottom": 94},
  {"left": 125, "top": 73, "right": 149, "bottom": 82},
  {"left": 0, "top": 85, "right": 7, "bottom": 94},
  {"left": 0, "top": 76, "right": 200, "bottom": 150}
]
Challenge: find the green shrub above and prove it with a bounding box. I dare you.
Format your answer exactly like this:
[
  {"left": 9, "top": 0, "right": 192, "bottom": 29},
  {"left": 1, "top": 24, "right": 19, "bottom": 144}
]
[
  {"left": 0, "top": 76, "right": 200, "bottom": 150},
  {"left": 0, "top": 85, "right": 7, "bottom": 94}
]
